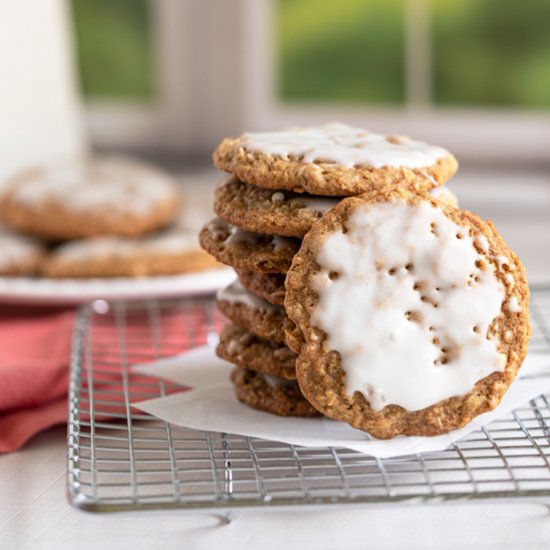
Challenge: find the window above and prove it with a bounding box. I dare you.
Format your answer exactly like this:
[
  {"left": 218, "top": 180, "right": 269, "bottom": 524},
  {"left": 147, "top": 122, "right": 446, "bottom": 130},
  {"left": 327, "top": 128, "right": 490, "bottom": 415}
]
[
  {"left": 72, "top": 0, "right": 550, "bottom": 162},
  {"left": 276, "top": 0, "right": 550, "bottom": 110},
  {"left": 432, "top": 0, "right": 550, "bottom": 108},
  {"left": 72, "top": 0, "right": 154, "bottom": 100},
  {"left": 277, "top": 0, "right": 405, "bottom": 104}
]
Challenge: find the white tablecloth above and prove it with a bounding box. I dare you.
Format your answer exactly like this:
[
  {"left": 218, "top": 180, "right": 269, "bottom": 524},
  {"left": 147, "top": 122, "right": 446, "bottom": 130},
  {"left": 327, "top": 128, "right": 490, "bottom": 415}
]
[{"left": 1, "top": 426, "right": 549, "bottom": 550}]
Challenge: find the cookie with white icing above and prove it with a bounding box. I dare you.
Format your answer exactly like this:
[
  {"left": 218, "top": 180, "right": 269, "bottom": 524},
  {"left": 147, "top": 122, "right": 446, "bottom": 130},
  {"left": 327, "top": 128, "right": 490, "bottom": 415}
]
[
  {"left": 199, "top": 218, "right": 300, "bottom": 273},
  {"left": 231, "top": 367, "right": 320, "bottom": 418},
  {"left": 0, "top": 228, "right": 45, "bottom": 276},
  {"left": 214, "top": 178, "right": 337, "bottom": 238},
  {"left": 214, "top": 177, "right": 459, "bottom": 238},
  {"left": 42, "top": 229, "right": 221, "bottom": 278},
  {"left": 216, "top": 324, "right": 297, "bottom": 380},
  {"left": 0, "top": 157, "right": 180, "bottom": 240},
  {"left": 214, "top": 123, "right": 458, "bottom": 196},
  {"left": 217, "top": 279, "right": 289, "bottom": 343},
  {"left": 285, "top": 187, "right": 530, "bottom": 438},
  {"left": 236, "top": 269, "right": 286, "bottom": 306}
]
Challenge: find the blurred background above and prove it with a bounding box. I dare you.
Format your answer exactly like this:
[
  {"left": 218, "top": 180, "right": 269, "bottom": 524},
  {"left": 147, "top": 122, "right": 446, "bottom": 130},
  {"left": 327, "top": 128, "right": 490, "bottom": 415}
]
[{"left": 1, "top": 0, "right": 549, "bottom": 280}]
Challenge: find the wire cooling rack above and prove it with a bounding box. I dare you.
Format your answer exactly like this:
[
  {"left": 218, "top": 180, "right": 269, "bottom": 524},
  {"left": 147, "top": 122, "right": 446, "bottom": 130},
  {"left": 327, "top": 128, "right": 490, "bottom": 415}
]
[{"left": 67, "top": 288, "right": 550, "bottom": 513}]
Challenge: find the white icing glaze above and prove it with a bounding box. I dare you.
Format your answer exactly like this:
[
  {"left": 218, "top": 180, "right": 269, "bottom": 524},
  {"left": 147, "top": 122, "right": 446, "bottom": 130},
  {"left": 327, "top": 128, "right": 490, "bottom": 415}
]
[
  {"left": 143, "top": 231, "right": 198, "bottom": 254},
  {"left": 496, "top": 255, "right": 514, "bottom": 271},
  {"left": 272, "top": 235, "right": 296, "bottom": 251},
  {"left": 507, "top": 296, "right": 520, "bottom": 313},
  {"left": 271, "top": 192, "right": 285, "bottom": 203},
  {"left": 225, "top": 226, "right": 262, "bottom": 246},
  {"left": 418, "top": 170, "right": 438, "bottom": 187},
  {"left": 225, "top": 224, "right": 296, "bottom": 251},
  {"left": 207, "top": 218, "right": 231, "bottom": 240},
  {"left": 242, "top": 123, "right": 449, "bottom": 169},
  {"left": 505, "top": 274, "right": 514, "bottom": 285},
  {"left": 428, "top": 186, "right": 445, "bottom": 199},
  {"left": 428, "top": 186, "right": 458, "bottom": 207},
  {"left": 227, "top": 339, "right": 243, "bottom": 355},
  {"left": 0, "top": 229, "right": 41, "bottom": 270},
  {"left": 475, "top": 234, "right": 489, "bottom": 253},
  {"left": 263, "top": 374, "right": 299, "bottom": 390},
  {"left": 270, "top": 185, "right": 455, "bottom": 216},
  {"left": 12, "top": 158, "right": 177, "bottom": 215},
  {"left": 290, "top": 196, "right": 339, "bottom": 214},
  {"left": 311, "top": 201, "right": 506, "bottom": 412},
  {"left": 217, "top": 280, "right": 278, "bottom": 312}
]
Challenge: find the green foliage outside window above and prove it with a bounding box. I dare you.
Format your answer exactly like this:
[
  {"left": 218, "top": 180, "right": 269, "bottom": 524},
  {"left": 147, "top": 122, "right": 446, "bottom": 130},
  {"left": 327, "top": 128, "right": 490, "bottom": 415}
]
[
  {"left": 71, "top": 0, "right": 550, "bottom": 109},
  {"left": 72, "top": 0, "right": 153, "bottom": 99},
  {"left": 277, "top": 0, "right": 406, "bottom": 104},
  {"left": 432, "top": 0, "right": 550, "bottom": 108}
]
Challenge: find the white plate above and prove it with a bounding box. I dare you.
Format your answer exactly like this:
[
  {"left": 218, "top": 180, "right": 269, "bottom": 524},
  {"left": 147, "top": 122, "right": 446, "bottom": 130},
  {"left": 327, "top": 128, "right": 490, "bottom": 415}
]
[{"left": 0, "top": 268, "right": 236, "bottom": 305}]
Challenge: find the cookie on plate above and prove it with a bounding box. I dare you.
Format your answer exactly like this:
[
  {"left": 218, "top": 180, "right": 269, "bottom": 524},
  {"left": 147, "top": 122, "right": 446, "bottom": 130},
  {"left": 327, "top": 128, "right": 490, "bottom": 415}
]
[
  {"left": 285, "top": 187, "right": 530, "bottom": 438},
  {"left": 0, "top": 228, "right": 45, "bottom": 276},
  {"left": 216, "top": 324, "right": 297, "bottom": 380},
  {"left": 214, "top": 177, "right": 459, "bottom": 238},
  {"left": 231, "top": 367, "right": 321, "bottom": 417},
  {"left": 199, "top": 218, "right": 300, "bottom": 273},
  {"left": 217, "top": 279, "right": 289, "bottom": 343},
  {"left": 213, "top": 123, "right": 457, "bottom": 196},
  {"left": 236, "top": 269, "right": 286, "bottom": 306},
  {"left": 0, "top": 157, "right": 180, "bottom": 240},
  {"left": 42, "top": 229, "right": 221, "bottom": 278}
]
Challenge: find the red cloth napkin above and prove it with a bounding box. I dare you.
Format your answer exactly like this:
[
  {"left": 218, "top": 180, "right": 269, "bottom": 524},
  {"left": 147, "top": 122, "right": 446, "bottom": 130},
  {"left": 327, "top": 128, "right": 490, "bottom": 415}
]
[{"left": 0, "top": 306, "right": 75, "bottom": 453}]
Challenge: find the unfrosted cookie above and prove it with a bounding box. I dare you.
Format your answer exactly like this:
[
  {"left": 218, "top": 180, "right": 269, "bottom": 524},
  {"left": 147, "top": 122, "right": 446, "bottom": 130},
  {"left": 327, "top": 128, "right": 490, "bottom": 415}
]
[
  {"left": 0, "top": 157, "right": 180, "bottom": 240},
  {"left": 42, "top": 229, "right": 221, "bottom": 278},
  {"left": 216, "top": 324, "right": 297, "bottom": 380},
  {"left": 214, "top": 177, "right": 459, "bottom": 238},
  {"left": 0, "top": 228, "right": 45, "bottom": 276},
  {"left": 285, "top": 187, "right": 530, "bottom": 438},
  {"left": 231, "top": 368, "right": 320, "bottom": 418},
  {"left": 236, "top": 269, "right": 286, "bottom": 306},
  {"left": 199, "top": 218, "right": 300, "bottom": 273},
  {"left": 216, "top": 279, "right": 288, "bottom": 343},
  {"left": 213, "top": 123, "right": 457, "bottom": 196}
]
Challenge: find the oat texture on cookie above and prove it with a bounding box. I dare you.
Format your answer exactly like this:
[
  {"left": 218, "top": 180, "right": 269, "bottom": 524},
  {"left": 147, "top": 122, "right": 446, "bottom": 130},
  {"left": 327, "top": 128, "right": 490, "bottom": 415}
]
[
  {"left": 214, "top": 176, "right": 459, "bottom": 238},
  {"left": 231, "top": 368, "right": 321, "bottom": 417},
  {"left": 285, "top": 188, "right": 530, "bottom": 438},
  {"left": 214, "top": 123, "right": 458, "bottom": 196},
  {"left": 216, "top": 279, "right": 289, "bottom": 343}
]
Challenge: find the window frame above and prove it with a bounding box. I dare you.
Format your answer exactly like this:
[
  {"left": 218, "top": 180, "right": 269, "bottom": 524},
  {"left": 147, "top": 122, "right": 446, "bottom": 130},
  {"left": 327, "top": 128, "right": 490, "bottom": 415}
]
[{"left": 84, "top": 0, "right": 550, "bottom": 165}]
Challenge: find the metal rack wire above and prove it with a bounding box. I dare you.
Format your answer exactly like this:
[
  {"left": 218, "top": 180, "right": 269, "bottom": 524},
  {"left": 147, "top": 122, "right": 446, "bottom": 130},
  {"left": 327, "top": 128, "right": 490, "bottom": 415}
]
[{"left": 67, "top": 289, "right": 550, "bottom": 513}]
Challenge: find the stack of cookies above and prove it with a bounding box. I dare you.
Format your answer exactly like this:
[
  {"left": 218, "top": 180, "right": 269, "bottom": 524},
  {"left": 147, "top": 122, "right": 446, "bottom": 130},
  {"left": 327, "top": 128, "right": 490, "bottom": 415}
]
[
  {"left": 200, "top": 123, "right": 530, "bottom": 438},
  {"left": 0, "top": 157, "right": 219, "bottom": 278}
]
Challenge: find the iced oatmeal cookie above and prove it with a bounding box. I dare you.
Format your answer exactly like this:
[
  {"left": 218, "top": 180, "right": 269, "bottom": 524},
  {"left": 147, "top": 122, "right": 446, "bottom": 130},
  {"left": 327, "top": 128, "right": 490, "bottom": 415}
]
[
  {"left": 42, "top": 229, "right": 220, "bottom": 278},
  {"left": 214, "top": 176, "right": 458, "bottom": 238},
  {"left": 216, "top": 324, "right": 297, "bottom": 380},
  {"left": 285, "top": 187, "right": 530, "bottom": 438},
  {"left": 216, "top": 279, "right": 290, "bottom": 343},
  {"left": 0, "top": 228, "right": 45, "bottom": 276},
  {"left": 0, "top": 157, "right": 180, "bottom": 240},
  {"left": 199, "top": 218, "right": 300, "bottom": 273},
  {"left": 230, "top": 368, "right": 320, "bottom": 417},
  {"left": 214, "top": 123, "right": 457, "bottom": 196}
]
